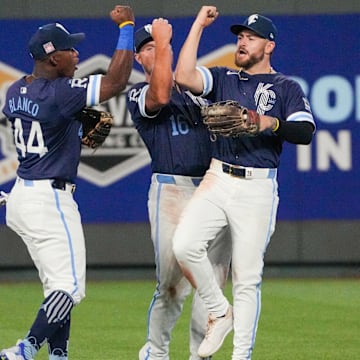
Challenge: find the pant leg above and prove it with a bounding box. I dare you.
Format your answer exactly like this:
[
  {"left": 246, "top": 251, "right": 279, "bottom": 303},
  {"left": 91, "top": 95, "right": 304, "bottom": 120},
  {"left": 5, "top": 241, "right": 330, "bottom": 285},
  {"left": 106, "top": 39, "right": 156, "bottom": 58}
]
[
  {"left": 5, "top": 179, "right": 85, "bottom": 358},
  {"left": 189, "top": 226, "right": 232, "bottom": 359},
  {"left": 142, "top": 175, "right": 196, "bottom": 359},
  {"left": 226, "top": 178, "right": 278, "bottom": 360},
  {"left": 6, "top": 179, "right": 86, "bottom": 304},
  {"left": 173, "top": 170, "right": 230, "bottom": 317}
]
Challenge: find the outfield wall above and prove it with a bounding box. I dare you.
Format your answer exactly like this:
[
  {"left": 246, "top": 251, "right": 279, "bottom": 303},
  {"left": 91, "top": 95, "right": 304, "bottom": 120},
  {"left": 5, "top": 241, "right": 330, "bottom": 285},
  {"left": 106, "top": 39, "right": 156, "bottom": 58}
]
[{"left": 0, "top": 1, "right": 359, "bottom": 273}]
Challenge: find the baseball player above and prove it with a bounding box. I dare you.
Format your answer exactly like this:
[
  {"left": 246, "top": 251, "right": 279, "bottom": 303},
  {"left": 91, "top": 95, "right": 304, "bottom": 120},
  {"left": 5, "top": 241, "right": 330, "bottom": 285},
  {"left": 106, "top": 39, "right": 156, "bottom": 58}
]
[
  {"left": 126, "top": 18, "right": 231, "bottom": 360},
  {"left": 172, "top": 6, "right": 316, "bottom": 359},
  {"left": 0, "top": 6, "right": 134, "bottom": 360}
]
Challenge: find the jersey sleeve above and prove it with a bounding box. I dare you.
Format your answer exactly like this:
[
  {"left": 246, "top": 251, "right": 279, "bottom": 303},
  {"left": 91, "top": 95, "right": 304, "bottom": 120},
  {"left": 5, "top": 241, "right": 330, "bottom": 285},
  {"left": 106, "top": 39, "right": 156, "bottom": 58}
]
[
  {"left": 54, "top": 74, "right": 102, "bottom": 117},
  {"left": 195, "top": 66, "right": 226, "bottom": 102},
  {"left": 127, "top": 82, "right": 160, "bottom": 126},
  {"left": 282, "top": 78, "right": 316, "bottom": 130}
]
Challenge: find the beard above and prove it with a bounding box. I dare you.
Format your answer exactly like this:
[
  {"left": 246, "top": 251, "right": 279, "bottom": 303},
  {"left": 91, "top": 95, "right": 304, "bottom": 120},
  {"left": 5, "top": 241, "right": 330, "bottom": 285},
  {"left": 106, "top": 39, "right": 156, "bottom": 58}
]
[{"left": 234, "top": 51, "right": 265, "bottom": 70}]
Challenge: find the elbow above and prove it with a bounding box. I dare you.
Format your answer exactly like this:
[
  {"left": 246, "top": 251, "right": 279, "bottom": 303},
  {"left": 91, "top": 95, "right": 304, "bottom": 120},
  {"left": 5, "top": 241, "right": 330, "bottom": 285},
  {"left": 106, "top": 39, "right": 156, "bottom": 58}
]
[
  {"left": 301, "top": 124, "right": 316, "bottom": 145},
  {"left": 156, "top": 87, "right": 172, "bottom": 106},
  {"left": 156, "top": 95, "right": 171, "bottom": 106},
  {"left": 303, "top": 133, "right": 314, "bottom": 145},
  {"left": 299, "top": 135, "right": 313, "bottom": 145},
  {"left": 148, "top": 89, "right": 171, "bottom": 107},
  {"left": 174, "top": 68, "right": 187, "bottom": 87}
]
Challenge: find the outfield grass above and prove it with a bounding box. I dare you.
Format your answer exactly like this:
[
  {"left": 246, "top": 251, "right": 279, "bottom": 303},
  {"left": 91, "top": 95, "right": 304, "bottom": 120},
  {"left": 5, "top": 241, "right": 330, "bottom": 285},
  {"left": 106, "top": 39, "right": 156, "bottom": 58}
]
[{"left": 0, "top": 278, "right": 359, "bottom": 359}]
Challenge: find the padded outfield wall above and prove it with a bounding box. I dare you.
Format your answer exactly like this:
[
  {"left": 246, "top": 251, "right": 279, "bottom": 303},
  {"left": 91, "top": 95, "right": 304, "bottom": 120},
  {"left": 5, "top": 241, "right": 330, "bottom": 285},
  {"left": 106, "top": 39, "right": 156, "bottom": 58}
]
[{"left": 0, "top": 1, "right": 359, "bottom": 274}]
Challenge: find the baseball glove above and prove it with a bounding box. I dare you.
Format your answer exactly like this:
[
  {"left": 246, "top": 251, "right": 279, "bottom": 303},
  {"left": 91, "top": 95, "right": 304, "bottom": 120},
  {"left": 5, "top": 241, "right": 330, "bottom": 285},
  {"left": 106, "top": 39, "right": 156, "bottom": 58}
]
[
  {"left": 79, "top": 107, "right": 113, "bottom": 149},
  {"left": 201, "top": 100, "right": 260, "bottom": 138}
]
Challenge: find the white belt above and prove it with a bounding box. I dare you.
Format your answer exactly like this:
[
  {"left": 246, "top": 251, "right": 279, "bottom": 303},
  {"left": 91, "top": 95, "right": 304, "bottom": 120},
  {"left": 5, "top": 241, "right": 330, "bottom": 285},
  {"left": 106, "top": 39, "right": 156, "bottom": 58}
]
[{"left": 211, "top": 159, "right": 277, "bottom": 180}]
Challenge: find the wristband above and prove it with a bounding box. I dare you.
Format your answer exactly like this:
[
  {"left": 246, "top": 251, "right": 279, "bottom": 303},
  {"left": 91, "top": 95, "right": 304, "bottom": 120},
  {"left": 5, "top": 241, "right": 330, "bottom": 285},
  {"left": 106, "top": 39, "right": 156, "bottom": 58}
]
[
  {"left": 119, "top": 21, "right": 135, "bottom": 28},
  {"left": 116, "top": 23, "right": 134, "bottom": 51},
  {"left": 272, "top": 117, "right": 280, "bottom": 132}
]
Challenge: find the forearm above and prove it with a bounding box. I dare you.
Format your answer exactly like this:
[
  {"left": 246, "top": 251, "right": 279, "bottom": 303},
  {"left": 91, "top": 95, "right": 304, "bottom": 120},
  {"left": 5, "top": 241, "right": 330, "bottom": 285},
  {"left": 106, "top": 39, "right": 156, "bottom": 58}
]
[
  {"left": 146, "top": 44, "right": 173, "bottom": 110},
  {"left": 100, "top": 23, "right": 134, "bottom": 102},
  {"left": 174, "top": 20, "right": 204, "bottom": 93},
  {"left": 264, "top": 116, "right": 314, "bottom": 144},
  {"left": 275, "top": 120, "right": 314, "bottom": 144}
]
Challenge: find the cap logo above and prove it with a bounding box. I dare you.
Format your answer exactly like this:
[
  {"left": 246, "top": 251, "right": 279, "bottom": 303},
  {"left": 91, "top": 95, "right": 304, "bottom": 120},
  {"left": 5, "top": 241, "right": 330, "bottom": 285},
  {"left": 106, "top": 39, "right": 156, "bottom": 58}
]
[
  {"left": 55, "top": 22, "right": 70, "bottom": 34},
  {"left": 247, "top": 14, "right": 259, "bottom": 25},
  {"left": 43, "top": 41, "right": 56, "bottom": 54},
  {"left": 144, "top": 24, "right": 152, "bottom": 35}
]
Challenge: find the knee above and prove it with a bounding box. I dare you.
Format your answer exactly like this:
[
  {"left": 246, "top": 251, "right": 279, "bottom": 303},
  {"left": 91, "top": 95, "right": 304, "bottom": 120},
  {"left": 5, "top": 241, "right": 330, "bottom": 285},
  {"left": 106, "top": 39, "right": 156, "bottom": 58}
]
[
  {"left": 173, "top": 238, "right": 205, "bottom": 265},
  {"left": 172, "top": 239, "right": 195, "bottom": 264},
  {"left": 172, "top": 240, "right": 187, "bottom": 263},
  {"left": 163, "top": 283, "right": 191, "bottom": 303}
]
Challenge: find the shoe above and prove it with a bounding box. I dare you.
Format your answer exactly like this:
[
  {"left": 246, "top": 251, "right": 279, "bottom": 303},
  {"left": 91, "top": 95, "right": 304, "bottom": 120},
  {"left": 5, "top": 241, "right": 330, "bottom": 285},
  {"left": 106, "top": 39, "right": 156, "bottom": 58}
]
[
  {"left": 189, "top": 356, "right": 212, "bottom": 360},
  {"left": 0, "top": 341, "right": 33, "bottom": 360},
  {"left": 197, "top": 305, "right": 233, "bottom": 358},
  {"left": 139, "top": 343, "right": 150, "bottom": 360}
]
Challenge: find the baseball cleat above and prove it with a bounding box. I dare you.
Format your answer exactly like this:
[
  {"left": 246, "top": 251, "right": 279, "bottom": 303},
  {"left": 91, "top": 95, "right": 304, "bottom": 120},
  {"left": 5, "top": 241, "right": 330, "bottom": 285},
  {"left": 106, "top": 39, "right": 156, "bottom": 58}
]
[
  {"left": 138, "top": 343, "right": 150, "bottom": 360},
  {"left": 197, "top": 305, "right": 233, "bottom": 358},
  {"left": 0, "top": 341, "right": 33, "bottom": 360}
]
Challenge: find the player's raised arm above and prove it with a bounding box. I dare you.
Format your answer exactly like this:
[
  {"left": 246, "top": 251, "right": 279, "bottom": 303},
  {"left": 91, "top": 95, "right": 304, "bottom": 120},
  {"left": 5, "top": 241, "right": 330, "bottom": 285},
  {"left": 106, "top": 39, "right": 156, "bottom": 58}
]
[
  {"left": 145, "top": 18, "right": 173, "bottom": 112},
  {"left": 99, "top": 5, "right": 135, "bottom": 102},
  {"left": 175, "top": 6, "right": 218, "bottom": 95}
]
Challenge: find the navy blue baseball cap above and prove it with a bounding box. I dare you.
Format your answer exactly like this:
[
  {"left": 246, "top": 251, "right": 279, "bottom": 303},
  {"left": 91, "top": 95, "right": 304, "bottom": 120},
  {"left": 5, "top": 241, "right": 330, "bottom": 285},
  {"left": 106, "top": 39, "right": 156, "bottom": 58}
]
[
  {"left": 134, "top": 24, "right": 153, "bottom": 53},
  {"left": 230, "top": 14, "right": 277, "bottom": 41},
  {"left": 28, "top": 23, "right": 85, "bottom": 60}
]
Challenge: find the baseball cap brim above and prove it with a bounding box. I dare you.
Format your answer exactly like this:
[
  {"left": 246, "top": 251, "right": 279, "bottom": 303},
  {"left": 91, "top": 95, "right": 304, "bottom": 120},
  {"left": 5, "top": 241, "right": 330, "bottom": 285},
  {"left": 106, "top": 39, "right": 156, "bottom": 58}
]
[
  {"left": 134, "top": 26, "right": 153, "bottom": 53},
  {"left": 64, "top": 33, "right": 86, "bottom": 49}
]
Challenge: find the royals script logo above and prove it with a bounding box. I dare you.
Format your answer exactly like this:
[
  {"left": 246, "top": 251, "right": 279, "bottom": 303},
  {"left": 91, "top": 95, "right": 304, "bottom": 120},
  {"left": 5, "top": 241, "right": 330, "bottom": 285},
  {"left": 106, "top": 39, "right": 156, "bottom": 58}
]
[{"left": 0, "top": 46, "right": 237, "bottom": 187}]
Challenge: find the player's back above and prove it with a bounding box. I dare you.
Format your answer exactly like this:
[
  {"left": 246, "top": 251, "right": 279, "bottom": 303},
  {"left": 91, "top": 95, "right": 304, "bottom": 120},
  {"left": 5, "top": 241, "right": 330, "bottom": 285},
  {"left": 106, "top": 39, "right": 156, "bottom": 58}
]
[{"left": 3, "top": 76, "right": 84, "bottom": 181}]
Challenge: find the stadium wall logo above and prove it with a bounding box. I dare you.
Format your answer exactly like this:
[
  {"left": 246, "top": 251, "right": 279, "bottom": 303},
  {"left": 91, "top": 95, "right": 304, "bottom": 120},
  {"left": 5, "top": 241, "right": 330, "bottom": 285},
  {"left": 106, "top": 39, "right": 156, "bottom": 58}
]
[{"left": 0, "top": 46, "right": 237, "bottom": 187}]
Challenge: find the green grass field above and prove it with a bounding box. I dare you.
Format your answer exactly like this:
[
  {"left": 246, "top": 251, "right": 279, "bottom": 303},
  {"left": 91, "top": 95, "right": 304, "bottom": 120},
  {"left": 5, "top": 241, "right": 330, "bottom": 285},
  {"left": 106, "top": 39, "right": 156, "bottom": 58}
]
[{"left": 0, "top": 278, "right": 359, "bottom": 359}]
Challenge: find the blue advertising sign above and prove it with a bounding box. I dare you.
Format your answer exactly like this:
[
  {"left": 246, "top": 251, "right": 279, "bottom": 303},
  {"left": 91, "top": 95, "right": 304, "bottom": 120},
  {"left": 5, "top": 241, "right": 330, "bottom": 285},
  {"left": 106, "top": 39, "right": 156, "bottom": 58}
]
[{"left": 0, "top": 14, "right": 359, "bottom": 223}]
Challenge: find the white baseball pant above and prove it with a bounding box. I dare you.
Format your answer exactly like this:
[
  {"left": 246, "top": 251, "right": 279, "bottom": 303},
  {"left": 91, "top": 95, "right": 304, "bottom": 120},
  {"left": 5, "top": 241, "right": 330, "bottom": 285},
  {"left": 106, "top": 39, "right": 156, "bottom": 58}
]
[
  {"left": 173, "top": 159, "right": 279, "bottom": 359},
  {"left": 6, "top": 177, "right": 86, "bottom": 304},
  {"left": 140, "top": 173, "right": 231, "bottom": 360}
]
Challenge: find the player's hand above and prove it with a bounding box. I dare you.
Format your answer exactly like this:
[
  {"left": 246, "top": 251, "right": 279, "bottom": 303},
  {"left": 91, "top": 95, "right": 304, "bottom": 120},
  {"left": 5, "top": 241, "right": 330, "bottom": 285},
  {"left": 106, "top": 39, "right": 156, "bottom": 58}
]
[
  {"left": 110, "top": 5, "right": 135, "bottom": 26},
  {"left": 151, "top": 18, "right": 172, "bottom": 47},
  {"left": 195, "top": 6, "right": 219, "bottom": 28}
]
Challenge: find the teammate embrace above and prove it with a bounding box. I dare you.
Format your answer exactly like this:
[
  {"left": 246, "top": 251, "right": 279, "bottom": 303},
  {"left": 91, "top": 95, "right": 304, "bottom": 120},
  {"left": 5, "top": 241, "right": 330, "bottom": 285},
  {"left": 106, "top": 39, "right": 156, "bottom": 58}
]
[{"left": 1, "top": 5, "right": 315, "bottom": 360}]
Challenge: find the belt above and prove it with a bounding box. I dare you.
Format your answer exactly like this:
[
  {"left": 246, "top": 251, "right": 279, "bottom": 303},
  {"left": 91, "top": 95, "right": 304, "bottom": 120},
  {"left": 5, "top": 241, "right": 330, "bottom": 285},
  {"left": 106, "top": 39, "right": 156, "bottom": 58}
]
[
  {"left": 212, "top": 159, "right": 277, "bottom": 179},
  {"left": 155, "top": 174, "right": 202, "bottom": 187},
  {"left": 51, "top": 179, "right": 76, "bottom": 193},
  {"left": 19, "top": 178, "right": 76, "bottom": 194}
]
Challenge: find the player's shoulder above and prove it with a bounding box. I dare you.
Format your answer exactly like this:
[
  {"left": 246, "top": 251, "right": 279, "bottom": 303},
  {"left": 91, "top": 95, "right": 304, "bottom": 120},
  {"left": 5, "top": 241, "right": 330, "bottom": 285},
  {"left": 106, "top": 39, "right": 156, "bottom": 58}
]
[
  {"left": 128, "top": 81, "right": 148, "bottom": 92},
  {"left": 209, "top": 66, "right": 236, "bottom": 75},
  {"left": 272, "top": 72, "right": 305, "bottom": 92},
  {"left": 273, "top": 71, "right": 297, "bottom": 84},
  {"left": 5, "top": 76, "right": 27, "bottom": 94},
  {"left": 127, "top": 81, "right": 149, "bottom": 107}
]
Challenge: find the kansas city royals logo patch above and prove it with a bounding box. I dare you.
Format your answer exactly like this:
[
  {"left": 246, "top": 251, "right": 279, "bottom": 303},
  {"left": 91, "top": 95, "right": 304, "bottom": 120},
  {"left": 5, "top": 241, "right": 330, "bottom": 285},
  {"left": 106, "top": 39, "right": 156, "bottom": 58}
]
[{"left": 254, "top": 83, "right": 276, "bottom": 114}]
